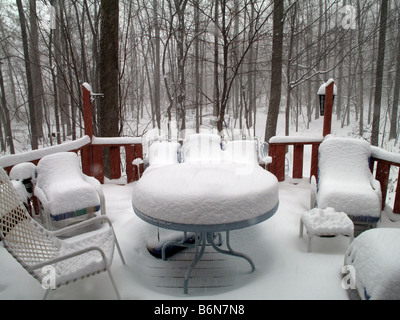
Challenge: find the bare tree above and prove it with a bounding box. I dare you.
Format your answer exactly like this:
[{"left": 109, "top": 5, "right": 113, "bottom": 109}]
[
  {"left": 371, "top": 0, "right": 388, "bottom": 146},
  {"left": 265, "top": 0, "right": 284, "bottom": 142}
]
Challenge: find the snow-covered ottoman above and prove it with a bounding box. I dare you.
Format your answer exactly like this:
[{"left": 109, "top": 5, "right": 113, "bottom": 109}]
[
  {"left": 300, "top": 207, "right": 354, "bottom": 252},
  {"left": 35, "top": 152, "right": 104, "bottom": 230},
  {"left": 344, "top": 228, "right": 400, "bottom": 300}
]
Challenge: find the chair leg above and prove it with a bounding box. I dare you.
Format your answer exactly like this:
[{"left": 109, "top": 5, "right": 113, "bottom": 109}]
[
  {"left": 42, "top": 289, "right": 51, "bottom": 300},
  {"left": 106, "top": 268, "right": 122, "bottom": 300},
  {"left": 299, "top": 218, "right": 304, "bottom": 237},
  {"left": 307, "top": 235, "right": 312, "bottom": 252}
]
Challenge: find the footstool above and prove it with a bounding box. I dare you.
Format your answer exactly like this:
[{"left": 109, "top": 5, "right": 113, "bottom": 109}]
[{"left": 299, "top": 207, "right": 354, "bottom": 252}]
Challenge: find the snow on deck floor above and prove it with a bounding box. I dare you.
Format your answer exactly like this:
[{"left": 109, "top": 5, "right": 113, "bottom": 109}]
[{"left": 1, "top": 179, "right": 399, "bottom": 300}]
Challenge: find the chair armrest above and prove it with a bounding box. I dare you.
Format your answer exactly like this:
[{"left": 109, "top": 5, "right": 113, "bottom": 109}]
[
  {"left": 51, "top": 215, "right": 113, "bottom": 237},
  {"left": 30, "top": 245, "right": 108, "bottom": 271}
]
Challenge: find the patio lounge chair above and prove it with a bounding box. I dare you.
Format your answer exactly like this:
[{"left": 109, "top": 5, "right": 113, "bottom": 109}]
[
  {"left": 34, "top": 152, "right": 105, "bottom": 230},
  {"left": 344, "top": 228, "right": 400, "bottom": 300},
  {"left": 312, "top": 136, "right": 382, "bottom": 227},
  {"left": 0, "top": 166, "right": 125, "bottom": 299}
]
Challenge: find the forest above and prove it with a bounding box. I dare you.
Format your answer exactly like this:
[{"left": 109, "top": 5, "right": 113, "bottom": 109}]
[{"left": 0, "top": 0, "right": 399, "bottom": 155}]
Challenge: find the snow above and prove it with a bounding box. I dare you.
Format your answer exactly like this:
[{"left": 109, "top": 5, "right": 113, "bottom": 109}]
[
  {"left": 345, "top": 228, "right": 400, "bottom": 300},
  {"left": 317, "top": 78, "right": 338, "bottom": 96},
  {"left": 181, "top": 133, "right": 223, "bottom": 163},
  {"left": 9, "top": 162, "right": 37, "bottom": 182},
  {"left": 132, "top": 163, "right": 278, "bottom": 226},
  {"left": 35, "top": 152, "right": 100, "bottom": 217},
  {"left": 317, "top": 136, "right": 382, "bottom": 219},
  {"left": 269, "top": 136, "right": 323, "bottom": 144},
  {"left": 91, "top": 136, "right": 142, "bottom": 145},
  {"left": 147, "top": 141, "right": 180, "bottom": 167},
  {"left": 0, "top": 136, "right": 91, "bottom": 168},
  {"left": 301, "top": 207, "right": 354, "bottom": 237}
]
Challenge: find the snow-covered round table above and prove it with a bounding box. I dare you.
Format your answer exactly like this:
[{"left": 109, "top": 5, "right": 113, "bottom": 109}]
[{"left": 132, "top": 163, "right": 279, "bottom": 293}]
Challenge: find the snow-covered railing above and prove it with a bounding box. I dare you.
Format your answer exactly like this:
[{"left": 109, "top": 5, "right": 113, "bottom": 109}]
[
  {"left": 0, "top": 136, "right": 91, "bottom": 170},
  {"left": 0, "top": 135, "right": 144, "bottom": 185},
  {"left": 370, "top": 146, "right": 400, "bottom": 214},
  {"left": 88, "top": 136, "right": 143, "bottom": 184},
  {"left": 268, "top": 136, "right": 324, "bottom": 182}
]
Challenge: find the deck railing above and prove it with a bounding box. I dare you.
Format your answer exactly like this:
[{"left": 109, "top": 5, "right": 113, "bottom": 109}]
[
  {"left": 268, "top": 136, "right": 400, "bottom": 214},
  {"left": 268, "top": 136, "right": 323, "bottom": 182},
  {"left": 0, "top": 136, "right": 144, "bottom": 184}
]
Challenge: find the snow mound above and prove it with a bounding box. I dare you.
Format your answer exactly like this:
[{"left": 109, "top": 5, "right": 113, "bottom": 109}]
[
  {"left": 132, "top": 163, "right": 279, "bottom": 227},
  {"left": 345, "top": 228, "right": 400, "bottom": 300},
  {"left": 301, "top": 207, "right": 353, "bottom": 236}
]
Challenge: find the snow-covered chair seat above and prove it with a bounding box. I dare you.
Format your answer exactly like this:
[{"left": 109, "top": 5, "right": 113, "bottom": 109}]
[
  {"left": 344, "top": 228, "right": 400, "bottom": 300},
  {"left": 0, "top": 167, "right": 125, "bottom": 299},
  {"left": 314, "top": 136, "right": 382, "bottom": 225},
  {"left": 34, "top": 152, "right": 105, "bottom": 230}
]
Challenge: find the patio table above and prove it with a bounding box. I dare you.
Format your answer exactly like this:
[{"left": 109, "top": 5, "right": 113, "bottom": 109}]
[{"left": 132, "top": 162, "right": 279, "bottom": 293}]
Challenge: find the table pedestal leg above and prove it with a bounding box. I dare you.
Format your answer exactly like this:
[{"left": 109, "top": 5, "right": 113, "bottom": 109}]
[
  {"left": 183, "top": 231, "right": 255, "bottom": 294},
  {"left": 184, "top": 232, "right": 206, "bottom": 294},
  {"left": 208, "top": 231, "right": 255, "bottom": 272}
]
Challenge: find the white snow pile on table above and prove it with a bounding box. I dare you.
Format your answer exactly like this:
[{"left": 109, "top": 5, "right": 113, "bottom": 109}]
[
  {"left": 34, "top": 152, "right": 100, "bottom": 216},
  {"left": 132, "top": 163, "right": 278, "bottom": 226},
  {"left": 317, "top": 136, "right": 381, "bottom": 220},
  {"left": 345, "top": 228, "right": 400, "bottom": 300}
]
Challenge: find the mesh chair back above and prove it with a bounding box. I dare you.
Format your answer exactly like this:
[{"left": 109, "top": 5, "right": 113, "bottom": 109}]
[{"left": 0, "top": 167, "right": 60, "bottom": 280}]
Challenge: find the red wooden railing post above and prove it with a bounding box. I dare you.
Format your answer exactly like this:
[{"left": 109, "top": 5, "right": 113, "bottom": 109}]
[
  {"left": 81, "top": 83, "right": 94, "bottom": 177},
  {"left": 293, "top": 144, "right": 304, "bottom": 179},
  {"left": 323, "top": 81, "right": 334, "bottom": 137}
]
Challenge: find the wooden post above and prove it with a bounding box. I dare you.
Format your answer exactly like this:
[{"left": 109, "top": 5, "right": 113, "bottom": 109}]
[
  {"left": 376, "top": 160, "right": 390, "bottom": 210},
  {"left": 81, "top": 83, "right": 94, "bottom": 177},
  {"left": 293, "top": 144, "right": 304, "bottom": 179},
  {"left": 310, "top": 143, "right": 320, "bottom": 181},
  {"left": 323, "top": 81, "right": 334, "bottom": 137},
  {"left": 110, "top": 146, "right": 121, "bottom": 180}
]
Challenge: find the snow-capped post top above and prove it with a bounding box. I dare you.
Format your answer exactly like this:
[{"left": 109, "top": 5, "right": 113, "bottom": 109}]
[
  {"left": 317, "top": 78, "right": 338, "bottom": 96},
  {"left": 317, "top": 79, "right": 336, "bottom": 137}
]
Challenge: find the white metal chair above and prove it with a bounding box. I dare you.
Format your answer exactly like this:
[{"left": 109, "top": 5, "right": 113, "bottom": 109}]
[{"left": 0, "top": 166, "right": 125, "bottom": 299}]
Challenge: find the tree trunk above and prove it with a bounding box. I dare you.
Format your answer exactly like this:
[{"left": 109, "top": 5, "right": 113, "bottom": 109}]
[
  {"left": 16, "top": 0, "right": 38, "bottom": 150},
  {"left": 371, "top": 0, "right": 388, "bottom": 146},
  {"left": 265, "top": 0, "right": 284, "bottom": 142},
  {"left": 0, "top": 64, "right": 15, "bottom": 154},
  {"left": 389, "top": 12, "right": 400, "bottom": 140},
  {"left": 100, "top": 0, "right": 120, "bottom": 177}
]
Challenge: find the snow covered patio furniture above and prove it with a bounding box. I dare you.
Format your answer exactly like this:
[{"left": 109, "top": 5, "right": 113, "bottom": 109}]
[
  {"left": 344, "top": 228, "right": 400, "bottom": 300},
  {"left": 34, "top": 152, "right": 105, "bottom": 230},
  {"left": 299, "top": 207, "right": 354, "bottom": 252},
  {"left": 312, "top": 136, "right": 382, "bottom": 227},
  {"left": 0, "top": 166, "right": 125, "bottom": 299},
  {"left": 132, "top": 134, "right": 279, "bottom": 293}
]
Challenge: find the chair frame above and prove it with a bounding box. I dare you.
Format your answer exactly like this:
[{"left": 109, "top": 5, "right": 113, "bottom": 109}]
[{"left": 0, "top": 167, "right": 125, "bottom": 300}]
